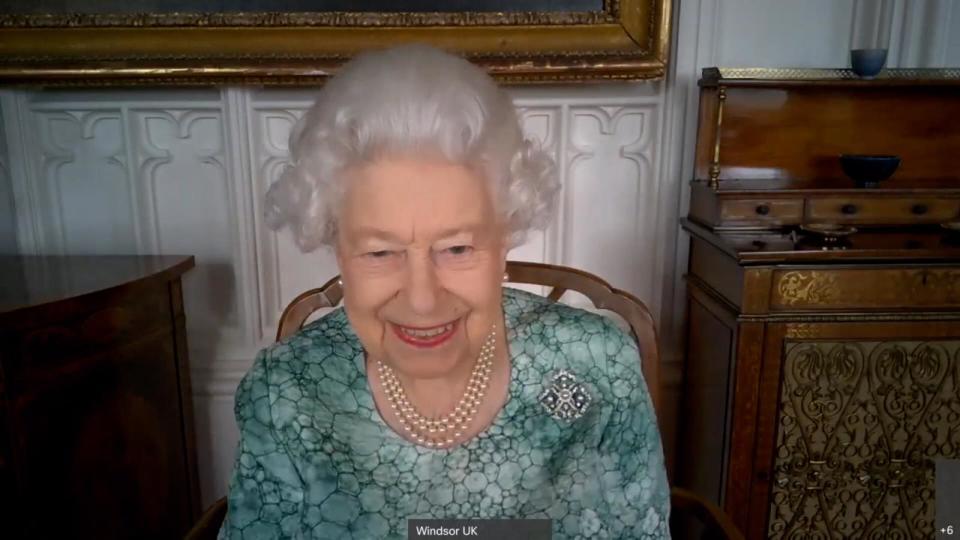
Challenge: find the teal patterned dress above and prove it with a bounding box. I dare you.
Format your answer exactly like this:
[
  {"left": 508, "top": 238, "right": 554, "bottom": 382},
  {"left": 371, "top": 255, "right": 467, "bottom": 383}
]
[{"left": 219, "top": 288, "right": 670, "bottom": 539}]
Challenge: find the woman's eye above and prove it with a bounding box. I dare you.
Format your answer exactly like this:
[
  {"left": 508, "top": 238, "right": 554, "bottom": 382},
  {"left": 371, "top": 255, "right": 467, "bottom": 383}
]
[{"left": 444, "top": 245, "right": 473, "bottom": 256}]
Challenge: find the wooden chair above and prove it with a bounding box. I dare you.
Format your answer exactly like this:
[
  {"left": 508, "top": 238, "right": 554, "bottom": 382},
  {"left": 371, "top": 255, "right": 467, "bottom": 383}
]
[{"left": 185, "top": 261, "right": 743, "bottom": 540}]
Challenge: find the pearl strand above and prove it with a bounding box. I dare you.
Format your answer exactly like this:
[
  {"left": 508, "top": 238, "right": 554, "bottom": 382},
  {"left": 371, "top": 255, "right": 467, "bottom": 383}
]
[{"left": 377, "top": 326, "right": 497, "bottom": 449}]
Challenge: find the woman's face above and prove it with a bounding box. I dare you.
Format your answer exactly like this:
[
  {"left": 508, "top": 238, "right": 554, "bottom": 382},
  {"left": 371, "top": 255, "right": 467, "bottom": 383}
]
[{"left": 335, "top": 156, "right": 508, "bottom": 381}]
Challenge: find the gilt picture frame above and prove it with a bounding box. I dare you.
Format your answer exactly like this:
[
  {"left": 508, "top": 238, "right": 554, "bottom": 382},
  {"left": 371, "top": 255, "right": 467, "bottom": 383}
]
[{"left": 0, "top": 0, "right": 671, "bottom": 86}]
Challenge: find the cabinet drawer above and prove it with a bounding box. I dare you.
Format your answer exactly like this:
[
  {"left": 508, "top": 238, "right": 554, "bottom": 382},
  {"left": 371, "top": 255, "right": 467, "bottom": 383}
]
[
  {"left": 770, "top": 267, "right": 960, "bottom": 310},
  {"left": 719, "top": 199, "right": 804, "bottom": 226},
  {"left": 806, "top": 197, "right": 959, "bottom": 224}
]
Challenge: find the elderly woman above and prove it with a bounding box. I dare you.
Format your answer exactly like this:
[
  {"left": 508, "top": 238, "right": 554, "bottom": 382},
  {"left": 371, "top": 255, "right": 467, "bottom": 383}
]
[{"left": 219, "top": 44, "right": 669, "bottom": 539}]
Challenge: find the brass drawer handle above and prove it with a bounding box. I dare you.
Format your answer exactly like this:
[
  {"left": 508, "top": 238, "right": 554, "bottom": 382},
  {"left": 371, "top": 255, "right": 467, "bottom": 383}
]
[
  {"left": 911, "top": 203, "right": 928, "bottom": 215},
  {"left": 841, "top": 204, "right": 858, "bottom": 215},
  {"left": 755, "top": 204, "right": 771, "bottom": 215}
]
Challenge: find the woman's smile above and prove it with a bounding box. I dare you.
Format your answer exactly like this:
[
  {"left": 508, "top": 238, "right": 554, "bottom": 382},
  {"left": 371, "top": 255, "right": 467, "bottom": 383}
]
[{"left": 391, "top": 318, "right": 460, "bottom": 348}]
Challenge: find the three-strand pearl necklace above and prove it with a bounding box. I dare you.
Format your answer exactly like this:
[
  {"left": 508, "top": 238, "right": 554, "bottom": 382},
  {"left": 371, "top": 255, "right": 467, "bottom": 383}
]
[{"left": 377, "top": 325, "right": 496, "bottom": 449}]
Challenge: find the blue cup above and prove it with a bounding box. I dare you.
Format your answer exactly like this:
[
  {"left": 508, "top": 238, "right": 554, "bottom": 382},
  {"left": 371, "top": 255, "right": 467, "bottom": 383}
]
[{"left": 851, "top": 48, "right": 887, "bottom": 78}]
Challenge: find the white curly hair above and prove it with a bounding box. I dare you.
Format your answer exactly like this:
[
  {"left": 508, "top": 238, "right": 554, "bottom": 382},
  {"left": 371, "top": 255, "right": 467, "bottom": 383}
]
[{"left": 264, "top": 43, "right": 559, "bottom": 252}]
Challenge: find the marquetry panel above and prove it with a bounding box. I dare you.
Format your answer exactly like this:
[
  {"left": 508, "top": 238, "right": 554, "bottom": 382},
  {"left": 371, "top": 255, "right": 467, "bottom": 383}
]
[
  {"left": 771, "top": 268, "right": 960, "bottom": 310},
  {"left": 768, "top": 339, "right": 960, "bottom": 539}
]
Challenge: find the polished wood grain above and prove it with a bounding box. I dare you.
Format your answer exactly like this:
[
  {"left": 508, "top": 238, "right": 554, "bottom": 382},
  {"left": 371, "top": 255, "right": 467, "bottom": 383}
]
[
  {"left": 694, "top": 87, "right": 720, "bottom": 185},
  {"left": 691, "top": 188, "right": 960, "bottom": 229},
  {"left": 805, "top": 196, "right": 959, "bottom": 224},
  {"left": 0, "top": 254, "right": 194, "bottom": 313},
  {"left": 688, "top": 237, "right": 745, "bottom": 309},
  {"left": 694, "top": 85, "right": 960, "bottom": 187},
  {"left": 676, "top": 294, "right": 736, "bottom": 503},
  {"left": 720, "top": 198, "right": 805, "bottom": 227},
  {"left": 0, "top": 255, "right": 198, "bottom": 539},
  {"left": 724, "top": 321, "right": 766, "bottom": 531},
  {"left": 740, "top": 268, "right": 774, "bottom": 315}
]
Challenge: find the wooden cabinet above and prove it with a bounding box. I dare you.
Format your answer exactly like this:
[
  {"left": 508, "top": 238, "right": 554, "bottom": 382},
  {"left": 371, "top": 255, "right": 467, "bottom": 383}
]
[
  {"left": 679, "top": 228, "right": 960, "bottom": 538},
  {"left": 757, "top": 321, "right": 959, "bottom": 539},
  {"left": 679, "top": 68, "right": 960, "bottom": 539},
  {"left": 0, "top": 255, "right": 199, "bottom": 539}
]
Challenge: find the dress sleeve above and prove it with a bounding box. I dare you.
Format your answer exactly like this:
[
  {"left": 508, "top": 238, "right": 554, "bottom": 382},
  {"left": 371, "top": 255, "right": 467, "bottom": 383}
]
[
  {"left": 218, "top": 349, "right": 307, "bottom": 540},
  {"left": 596, "top": 321, "right": 672, "bottom": 539}
]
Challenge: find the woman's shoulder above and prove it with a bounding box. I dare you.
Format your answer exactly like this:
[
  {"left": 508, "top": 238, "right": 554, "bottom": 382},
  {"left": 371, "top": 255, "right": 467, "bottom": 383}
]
[
  {"left": 242, "top": 307, "right": 365, "bottom": 393},
  {"left": 505, "top": 287, "right": 635, "bottom": 343},
  {"left": 236, "top": 308, "right": 368, "bottom": 434},
  {"left": 504, "top": 287, "right": 640, "bottom": 378}
]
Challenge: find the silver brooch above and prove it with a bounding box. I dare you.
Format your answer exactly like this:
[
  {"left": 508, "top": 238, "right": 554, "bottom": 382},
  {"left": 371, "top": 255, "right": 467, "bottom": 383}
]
[{"left": 539, "top": 369, "right": 591, "bottom": 420}]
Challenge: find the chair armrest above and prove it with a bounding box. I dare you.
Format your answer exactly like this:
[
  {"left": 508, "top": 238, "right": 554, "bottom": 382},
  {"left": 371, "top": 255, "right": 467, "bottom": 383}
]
[
  {"left": 184, "top": 496, "right": 228, "bottom": 540},
  {"left": 670, "top": 487, "right": 745, "bottom": 540}
]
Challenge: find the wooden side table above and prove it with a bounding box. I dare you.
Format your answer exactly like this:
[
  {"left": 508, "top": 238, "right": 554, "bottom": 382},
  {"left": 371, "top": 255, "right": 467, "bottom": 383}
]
[{"left": 0, "top": 255, "right": 199, "bottom": 539}]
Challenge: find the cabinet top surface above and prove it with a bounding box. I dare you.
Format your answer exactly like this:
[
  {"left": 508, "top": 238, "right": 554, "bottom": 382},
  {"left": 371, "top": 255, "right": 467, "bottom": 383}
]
[
  {"left": 0, "top": 254, "right": 195, "bottom": 313},
  {"left": 683, "top": 220, "right": 960, "bottom": 265}
]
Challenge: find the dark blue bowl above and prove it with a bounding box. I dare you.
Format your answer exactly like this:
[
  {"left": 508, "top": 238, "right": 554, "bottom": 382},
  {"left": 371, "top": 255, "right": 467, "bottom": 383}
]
[
  {"left": 851, "top": 48, "right": 887, "bottom": 78},
  {"left": 840, "top": 154, "right": 900, "bottom": 188}
]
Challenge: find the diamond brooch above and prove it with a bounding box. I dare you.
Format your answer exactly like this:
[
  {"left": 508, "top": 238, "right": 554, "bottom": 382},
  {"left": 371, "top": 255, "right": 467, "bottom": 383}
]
[{"left": 539, "top": 369, "right": 591, "bottom": 420}]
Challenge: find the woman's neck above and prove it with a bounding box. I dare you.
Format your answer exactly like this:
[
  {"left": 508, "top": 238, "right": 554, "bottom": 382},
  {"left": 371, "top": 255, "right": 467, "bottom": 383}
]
[{"left": 373, "top": 330, "right": 508, "bottom": 417}]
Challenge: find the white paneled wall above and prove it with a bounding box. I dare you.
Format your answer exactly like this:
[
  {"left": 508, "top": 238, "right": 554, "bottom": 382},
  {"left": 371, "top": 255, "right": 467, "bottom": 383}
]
[{"left": 0, "top": 0, "right": 957, "bottom": 507}]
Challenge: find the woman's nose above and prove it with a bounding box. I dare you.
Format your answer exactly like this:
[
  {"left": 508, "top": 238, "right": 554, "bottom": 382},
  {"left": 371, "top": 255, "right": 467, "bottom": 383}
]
[{"left": 405, "top": 257, "right": 440, "bottom": 315}]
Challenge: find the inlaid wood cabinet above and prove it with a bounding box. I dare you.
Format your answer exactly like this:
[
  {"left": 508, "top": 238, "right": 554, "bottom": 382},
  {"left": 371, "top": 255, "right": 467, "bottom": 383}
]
[
  {"left": 680, "top": 233, "right": 960, "bottom": 538},
  {"left": 678, "top": 68, "right": 960, "bottom": 539}
]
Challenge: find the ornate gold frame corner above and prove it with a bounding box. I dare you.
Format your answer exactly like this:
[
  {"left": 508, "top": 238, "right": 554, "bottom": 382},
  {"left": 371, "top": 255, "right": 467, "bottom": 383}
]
[{"left": 0, "top": 0, "right": 672, "bottom": 86}]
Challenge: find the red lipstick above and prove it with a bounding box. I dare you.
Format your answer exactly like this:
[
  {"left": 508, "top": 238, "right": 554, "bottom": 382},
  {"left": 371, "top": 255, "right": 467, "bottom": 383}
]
[{"left": 392, "top": 319, "right": 459, "bottom": 348}]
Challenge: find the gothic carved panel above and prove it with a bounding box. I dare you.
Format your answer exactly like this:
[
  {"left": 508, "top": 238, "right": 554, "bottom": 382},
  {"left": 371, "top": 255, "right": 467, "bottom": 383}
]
[
  {"left": 511, "top": 104, "right": 561, "bottom": 266},
  {"left": 130, "top": 108, "right": 238, "bottom": 334},
  {"left": 32, "top": 110, "right": 136, "bottom": 254},
  {"left": 769, "top": 340, "right": 960, "bottom": 538},
  {"left": 246, "top": 103, "right": 340, "bottom": 338},
  {"left": 566, "top": 104, "right": 659, "bottom": 304}
]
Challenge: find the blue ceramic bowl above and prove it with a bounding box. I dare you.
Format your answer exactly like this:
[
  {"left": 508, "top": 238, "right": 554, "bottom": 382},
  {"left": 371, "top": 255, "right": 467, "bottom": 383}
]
[
  {"left": 851, "top": 48, "right": 887, "bottom": 78},
  {"left": 840, "top": 154, "right": 900, "bottom": 188}
]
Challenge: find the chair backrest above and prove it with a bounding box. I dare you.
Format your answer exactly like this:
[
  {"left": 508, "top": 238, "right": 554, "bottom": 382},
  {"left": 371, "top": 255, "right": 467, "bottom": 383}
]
[{"left": 275, "top": 261, "right": 661, "bottom": 414}]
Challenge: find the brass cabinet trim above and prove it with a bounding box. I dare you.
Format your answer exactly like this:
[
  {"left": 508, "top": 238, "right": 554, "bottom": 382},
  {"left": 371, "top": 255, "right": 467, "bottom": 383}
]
[
  {"left": 708, "top": 85, "right": 727, "bottom": 189},
  {"left": 701, "top": 67, "right": 960, "bottom": 84},
  {"left": 771, "top": 268, "right": 960, "bottom": 310}
]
